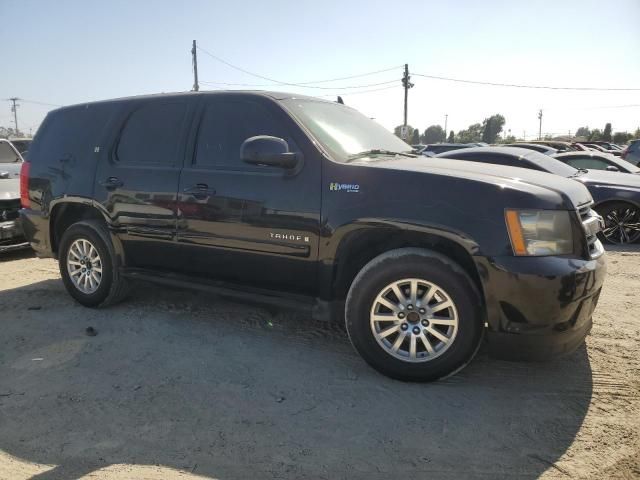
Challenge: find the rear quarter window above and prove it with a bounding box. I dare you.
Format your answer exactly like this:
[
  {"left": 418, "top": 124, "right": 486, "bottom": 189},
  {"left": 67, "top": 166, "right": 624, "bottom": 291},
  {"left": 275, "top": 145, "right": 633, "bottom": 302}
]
[{"left": 28, "top": 105, "right": 114, "bottom": 165}]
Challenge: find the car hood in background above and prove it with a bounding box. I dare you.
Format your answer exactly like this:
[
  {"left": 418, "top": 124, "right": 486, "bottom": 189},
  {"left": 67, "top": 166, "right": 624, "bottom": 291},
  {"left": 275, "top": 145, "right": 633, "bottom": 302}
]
[
  {"left": 578, "top": 169, "right": 640, "bottom": 190},
  {"left": 0, "top": 178, "right": 19, "bottom": 200},
  {"left": 355, "top": 157, "right": 593, "bottom": 209}
]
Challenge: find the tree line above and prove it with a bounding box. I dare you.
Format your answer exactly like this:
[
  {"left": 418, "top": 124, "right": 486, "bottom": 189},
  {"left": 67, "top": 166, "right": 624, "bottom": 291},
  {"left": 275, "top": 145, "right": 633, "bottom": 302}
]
[{"left": 396, "top": 118, "right": 640, "bottom": 145}]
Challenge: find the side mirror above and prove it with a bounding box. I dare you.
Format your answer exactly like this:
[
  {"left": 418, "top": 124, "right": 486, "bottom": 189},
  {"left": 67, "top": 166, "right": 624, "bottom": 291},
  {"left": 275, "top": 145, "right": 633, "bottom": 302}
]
[
  {"left": 241, "top": 135, "right": 298, "bottom": 169},
  {"left": 606, "top": 165, "right": 620, "bottom": 172}
]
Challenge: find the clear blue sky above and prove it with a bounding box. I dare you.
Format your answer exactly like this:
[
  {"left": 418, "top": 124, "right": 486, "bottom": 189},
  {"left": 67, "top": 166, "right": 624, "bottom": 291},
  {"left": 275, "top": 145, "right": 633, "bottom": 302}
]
[{"left": 1, "top": 0, "right": 639, "bottom": 138}]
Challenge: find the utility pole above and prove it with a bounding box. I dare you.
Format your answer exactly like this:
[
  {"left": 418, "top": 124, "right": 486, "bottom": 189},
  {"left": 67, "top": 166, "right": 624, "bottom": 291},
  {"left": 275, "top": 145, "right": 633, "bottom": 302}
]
[
  {"left": 191, "top": 40, "right": 199, "bottom": 92},
  {"left": 8, "top": 98, "right": 20, "bottom": 134},
  {"left": 444, "top": 114, "right": 448, "bottom": 142},
  {"left": 537, "top": 109, "right": 543, "bottom": 140},
  {"left": 401, "top": 64, "right": 414, "bottom": 129}
]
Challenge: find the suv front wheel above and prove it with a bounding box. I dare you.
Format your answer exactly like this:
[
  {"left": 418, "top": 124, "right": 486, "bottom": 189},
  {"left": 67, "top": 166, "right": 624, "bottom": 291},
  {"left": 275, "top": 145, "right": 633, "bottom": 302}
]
[
  {"left": 58, "top": 220, "right": 130, "bottom": 307},
  {"left": 345, "top": 248, "right": 483, "bottom": 382}
]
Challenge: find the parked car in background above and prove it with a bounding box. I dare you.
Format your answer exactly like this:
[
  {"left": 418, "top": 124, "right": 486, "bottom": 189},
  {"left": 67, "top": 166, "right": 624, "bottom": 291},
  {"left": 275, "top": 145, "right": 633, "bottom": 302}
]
[
  {"left": 8, "top": 138, "right": 32, "bottom": 156},
  {"left": 621, "top": 140, "right": 640, "bottom": 167},
  {"left": 436, "top": 146, "right": 640, "bottom": 245},
  {"left": 582, "top": 143, "right": 622, "bottom": 157},
  {"left": 0, "top": 139, "right": 29, "bottom": 252},
  {"left": 420, "top": 143, "right": 473, "bottom": 156},
  {"left": 553, "top": 151, "right": 640, "bottom": 174},
  {"left": 504, "top": 143, "right": 558, "bottom": 155},
  {"left": 527, "top": 140, "right": 576, "bottom": 152},
  {"left": 20, "top": 91, "right": 606, "bottom": 381}
]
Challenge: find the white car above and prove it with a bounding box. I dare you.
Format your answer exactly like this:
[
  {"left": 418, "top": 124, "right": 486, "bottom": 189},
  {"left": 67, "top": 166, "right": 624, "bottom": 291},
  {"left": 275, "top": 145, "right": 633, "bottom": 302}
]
[{"left": 0, "top": 139, "right": 29, "bottom": 252}]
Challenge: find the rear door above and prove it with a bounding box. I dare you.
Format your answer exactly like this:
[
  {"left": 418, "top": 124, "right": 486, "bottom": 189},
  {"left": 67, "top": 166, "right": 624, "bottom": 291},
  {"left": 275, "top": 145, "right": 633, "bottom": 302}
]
[
  {"left": 94, "top": 97, "right": 193, "bottom": 269},
  {"left": 175, "top": 95, "right": 321, "bottom": 295}
]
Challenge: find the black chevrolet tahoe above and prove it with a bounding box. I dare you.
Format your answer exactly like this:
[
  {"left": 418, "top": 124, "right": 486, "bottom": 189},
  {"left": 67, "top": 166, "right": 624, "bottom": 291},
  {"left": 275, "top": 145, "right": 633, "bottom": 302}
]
[{"left": 20, "top": 91, "right": 607, "bottom": 381}]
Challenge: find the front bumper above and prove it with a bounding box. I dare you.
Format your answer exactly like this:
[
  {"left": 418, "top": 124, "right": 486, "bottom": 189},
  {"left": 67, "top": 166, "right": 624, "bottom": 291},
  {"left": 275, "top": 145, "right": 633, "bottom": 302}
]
[
  {"left": 475, "top": 251, "right": 607, "bottom": 361},
  {"left": 0, "top": 219, "right": 30, "bottom": 253}
]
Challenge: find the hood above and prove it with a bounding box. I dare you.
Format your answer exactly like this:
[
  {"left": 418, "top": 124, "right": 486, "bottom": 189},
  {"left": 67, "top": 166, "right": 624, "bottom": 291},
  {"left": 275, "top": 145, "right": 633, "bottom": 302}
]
[
  {"left": 354, "top": 157, "right": 593, "bottom": 209},
  {"left": 0, "top": 178, "right": 20, "bottom": 200},
  {"left": 0, "top": 162, "right": 22, "bottom": 179},
  {"left": 578, "top": 169, "right": 640, "bottom": 190}
]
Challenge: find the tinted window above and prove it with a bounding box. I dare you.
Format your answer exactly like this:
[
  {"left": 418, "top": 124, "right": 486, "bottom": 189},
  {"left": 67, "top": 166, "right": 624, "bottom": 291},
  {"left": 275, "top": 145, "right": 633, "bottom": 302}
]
[
  {"left": 194, "top": 100, "right": 296, "bottom": 168},
  {"left": 117, "top": 101, "right": 187, "bottom": 166},
  {"left": 27, "top": 105, "right": 113, "bottom": 165}
]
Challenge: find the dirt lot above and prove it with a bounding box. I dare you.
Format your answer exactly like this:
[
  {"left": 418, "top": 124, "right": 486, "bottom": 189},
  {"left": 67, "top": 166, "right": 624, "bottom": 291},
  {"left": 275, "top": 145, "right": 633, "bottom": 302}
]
[{"left": 0, "top": 247, "right": 638, "bottom": 480}]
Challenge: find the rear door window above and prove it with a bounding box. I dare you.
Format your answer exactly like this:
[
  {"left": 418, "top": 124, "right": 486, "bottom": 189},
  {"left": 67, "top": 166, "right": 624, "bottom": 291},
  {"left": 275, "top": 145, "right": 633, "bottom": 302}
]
[{"left": 116, "top": 101, "right": 187, "bottom": 166}]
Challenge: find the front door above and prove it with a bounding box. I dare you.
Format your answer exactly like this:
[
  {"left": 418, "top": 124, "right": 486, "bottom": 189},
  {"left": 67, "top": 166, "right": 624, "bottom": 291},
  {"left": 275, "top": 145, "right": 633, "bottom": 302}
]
[
  {"left": 176, "top": 95, "right": 321, "bottom": 295},
  {"left": 94, "top": 98, "right": 192, "bottom": 269}
]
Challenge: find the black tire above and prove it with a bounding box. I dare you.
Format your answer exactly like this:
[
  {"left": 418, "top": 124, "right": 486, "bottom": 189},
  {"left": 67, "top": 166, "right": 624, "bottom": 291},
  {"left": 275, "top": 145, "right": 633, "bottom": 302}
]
[
  {"left": 345, "top": 248, "right": 483, "bottom": 382},
  {"left": 597, "top": 202, "right": 640, "bottom": 245},
  {"left": 58, "top": 220, "right": 130, "bottom": 307}
]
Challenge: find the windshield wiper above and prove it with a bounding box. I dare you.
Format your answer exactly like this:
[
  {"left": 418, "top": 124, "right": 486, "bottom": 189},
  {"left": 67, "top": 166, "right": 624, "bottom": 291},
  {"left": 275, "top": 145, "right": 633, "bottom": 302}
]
[{"left": 346, "top": 149, "right": 416, "bottom": 162}]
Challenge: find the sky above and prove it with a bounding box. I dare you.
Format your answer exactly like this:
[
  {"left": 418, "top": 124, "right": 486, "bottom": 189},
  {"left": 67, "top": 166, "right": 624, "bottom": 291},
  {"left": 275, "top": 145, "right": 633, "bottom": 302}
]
[{"left": 1, "top": 0, "right": 639, "bottom": 139}]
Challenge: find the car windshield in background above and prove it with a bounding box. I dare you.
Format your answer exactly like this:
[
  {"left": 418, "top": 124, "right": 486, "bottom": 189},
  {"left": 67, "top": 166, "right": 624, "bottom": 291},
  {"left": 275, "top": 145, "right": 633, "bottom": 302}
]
[
  {"left": 282, "top": 98, "right": 412, "bottom": 162},
  {"left": 0, "top": 142, "right": 20, "bottom": 163},
  {"left": 523, "top": 150, "right": 579, "bottom": 177},
  {"left": 10, "top": 140, "right": 31, "bottom": 154}
]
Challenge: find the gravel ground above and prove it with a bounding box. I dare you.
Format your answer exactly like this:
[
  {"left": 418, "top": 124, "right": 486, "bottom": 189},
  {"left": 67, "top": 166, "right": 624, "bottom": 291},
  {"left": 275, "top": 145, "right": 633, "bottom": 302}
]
[{"left": 0, "top": 247, "right": 638, "bottom": 480}]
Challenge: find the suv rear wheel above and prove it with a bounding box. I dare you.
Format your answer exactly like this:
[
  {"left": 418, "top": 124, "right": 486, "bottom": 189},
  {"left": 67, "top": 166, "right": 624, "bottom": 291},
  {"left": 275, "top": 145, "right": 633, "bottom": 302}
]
[
  {"left": 345, "top": 248, "right": 483, "bottom": 382},
  {"left": 58, "top": 220, "right": 130, "bottom": 307}
]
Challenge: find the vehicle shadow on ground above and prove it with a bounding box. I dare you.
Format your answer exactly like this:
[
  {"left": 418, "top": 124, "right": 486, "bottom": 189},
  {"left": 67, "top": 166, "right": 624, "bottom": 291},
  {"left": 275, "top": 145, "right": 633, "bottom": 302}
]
[
  {"left": 0, "top": 279, "right": 593, "bottom": 480},
  {"left": 604, "top": 243, "right": 640, "bottom": 253}
]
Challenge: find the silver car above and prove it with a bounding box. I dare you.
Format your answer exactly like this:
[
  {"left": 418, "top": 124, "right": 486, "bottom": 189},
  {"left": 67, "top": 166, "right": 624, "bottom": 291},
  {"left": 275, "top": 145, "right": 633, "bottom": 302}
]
[{"left": 0, "top": 139, "right": 29, "bottom": 252}]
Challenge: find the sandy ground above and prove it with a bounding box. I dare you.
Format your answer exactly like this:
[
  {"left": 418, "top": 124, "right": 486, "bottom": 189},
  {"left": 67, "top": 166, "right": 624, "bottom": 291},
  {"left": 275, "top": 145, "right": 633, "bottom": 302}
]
[{"left": 0, "top": 247, "right": 638, "bottom": 480}]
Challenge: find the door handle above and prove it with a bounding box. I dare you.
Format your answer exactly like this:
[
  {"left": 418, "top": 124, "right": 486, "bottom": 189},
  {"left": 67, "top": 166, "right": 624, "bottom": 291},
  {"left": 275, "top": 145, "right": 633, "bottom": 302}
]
[
  {"left": 99, "top": 176, "right": 124, "bottom": 190},
  {"left": 183, "top": 183, "right": 215, "bottom": 199}
]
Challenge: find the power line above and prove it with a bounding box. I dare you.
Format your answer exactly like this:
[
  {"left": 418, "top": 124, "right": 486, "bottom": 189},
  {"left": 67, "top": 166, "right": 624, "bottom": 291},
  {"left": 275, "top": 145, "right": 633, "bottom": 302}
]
[
  {"left": 196, "top": 45, "right": 402, "bottom": 88},
  {"left": 413, "top": 72, "right": 640, "bottom": 91},
  {"left": 317, "top": 85, "right": 401, "bottom": 97},
  {"left": 20, "top": 99, "right": 63, "bottom": 107},
  {"left": 199, "top": 78, "right": 399, "bottom": 90}
]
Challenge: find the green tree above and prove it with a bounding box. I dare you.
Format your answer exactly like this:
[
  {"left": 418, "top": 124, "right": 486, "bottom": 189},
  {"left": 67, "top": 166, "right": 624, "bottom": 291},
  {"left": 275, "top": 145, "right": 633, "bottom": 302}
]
[
  {"left": 589, "top": 129, "right": 603, "bottom": 141},
  {"left": 447, "top": 130, "right": 455, "bottom": 142},
  {"left": 394, "top": 125, "right": 414, "bottom": 141},
  {"left": 575, "top": 126, "right": 590, "bottom": 138},
  {"left": 410, "top": 129, "right": 421, "bottom": 145},
  {"left": 456, "top": 123, "right": 484, "bottom": 143},
  {"left": 421, "top": 125, "right": 445, "bottom": 143},
  {"left": 603, "top": 123, "right": 612, "bottom": 142},
  {"left": 481, "top": 114, "right": 505, "bottom": 144},
  {"left": 613, "top": 132, "right": 632, "bottom": 144},
  {"left": 634, "top": 128, "right": 640, "bottom": 139}
]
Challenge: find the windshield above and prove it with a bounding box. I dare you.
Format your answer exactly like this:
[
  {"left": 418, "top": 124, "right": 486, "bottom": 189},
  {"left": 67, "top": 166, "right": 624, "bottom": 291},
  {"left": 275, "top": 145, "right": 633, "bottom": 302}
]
[
  {"left": 10, "top": 139, "right": 31, "bottom": 154},
  {"left": 523, "top": 150, "right": 579, "bottom": 176},
  {"left": 0, "top": 142, "right": 20, "bottom": 163},
  {"left": 281, "top": 98, "right": 412, "bottom": 162}
]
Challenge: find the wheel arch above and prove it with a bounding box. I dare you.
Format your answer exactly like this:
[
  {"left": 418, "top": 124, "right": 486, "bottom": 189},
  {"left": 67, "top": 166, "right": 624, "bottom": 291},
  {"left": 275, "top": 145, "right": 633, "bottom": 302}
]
[
  {"left": 326, "top": 225, "right": 485, "bottom": 307},
  {"left": 49, "top": 199, "right": 124, "bottom": 262}
]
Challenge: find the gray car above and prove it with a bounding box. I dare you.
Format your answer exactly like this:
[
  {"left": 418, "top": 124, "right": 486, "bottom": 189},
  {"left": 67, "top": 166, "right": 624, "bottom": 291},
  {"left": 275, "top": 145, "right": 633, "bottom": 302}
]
[
  {"left": 0, "top": 139, "right": 29, "bottom": 252},
  {"left": 622, "top": 140, "right": 640, "bottom": 167}
]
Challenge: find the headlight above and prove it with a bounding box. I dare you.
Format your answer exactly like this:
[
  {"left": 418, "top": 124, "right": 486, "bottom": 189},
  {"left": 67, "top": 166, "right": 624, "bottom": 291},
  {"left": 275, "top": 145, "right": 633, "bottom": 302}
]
[{"left": 505, "top": 210, "right": 573, "bottom": 256}]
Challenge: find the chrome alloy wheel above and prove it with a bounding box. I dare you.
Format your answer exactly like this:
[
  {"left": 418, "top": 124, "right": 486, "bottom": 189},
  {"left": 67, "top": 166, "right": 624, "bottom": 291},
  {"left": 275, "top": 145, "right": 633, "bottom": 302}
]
[
  {"left": 370, "top": 278, "right": 459, "bottom": 363},
  {"left": 603, "top": 206, "right": 640, "bottom": 244},
  {"left": 67, "top": 239, "right": 103, "bottom": 294}
]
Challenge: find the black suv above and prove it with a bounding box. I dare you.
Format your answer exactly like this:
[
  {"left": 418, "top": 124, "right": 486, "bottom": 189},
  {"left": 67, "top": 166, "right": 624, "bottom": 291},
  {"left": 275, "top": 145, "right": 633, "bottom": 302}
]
[{"left": 20, "top": 91, "right": 606, "bottom": 381}]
